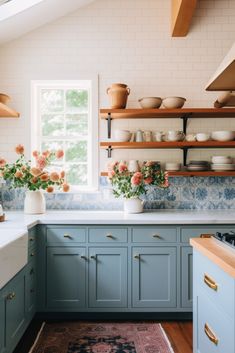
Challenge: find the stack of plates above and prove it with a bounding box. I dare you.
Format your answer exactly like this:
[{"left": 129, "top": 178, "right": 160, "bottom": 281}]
[
  {"left": 211, "top": 156, "right": 235, "bottom": 171},
  {"left": 187, "top": 161, "right": 210, "bottom": 171}
]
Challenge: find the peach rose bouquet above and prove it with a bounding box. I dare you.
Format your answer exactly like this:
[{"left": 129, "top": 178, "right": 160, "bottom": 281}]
[
  {"left": 0, "top": 144, "right": 69, "bottom": 193},
  {"left": 108, "top": 161, "right": 168, "bottom": 199}
]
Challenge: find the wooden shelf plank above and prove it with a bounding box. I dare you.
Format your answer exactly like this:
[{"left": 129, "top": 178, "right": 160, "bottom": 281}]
[
  {"left": 0, "top": 103, "right": 20, "bottom": 118},
  {"left": 100, "top": 108, "right": 235, "bottom": 120},
  {"left": 100, "top": 141, "right": 235, "bottom": 149},
  {"left": 101, "top": 171, "right": 235, "bottom": 177}
]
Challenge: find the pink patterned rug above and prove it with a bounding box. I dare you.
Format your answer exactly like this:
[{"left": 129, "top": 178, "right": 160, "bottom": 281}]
[{"left": 30, "top": 322, "right": 174, "bottom": 353}]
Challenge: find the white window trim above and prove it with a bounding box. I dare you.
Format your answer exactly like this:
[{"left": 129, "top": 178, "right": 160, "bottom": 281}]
[{"left": 31, "top": 78, "right": 99, "bottom": 192}]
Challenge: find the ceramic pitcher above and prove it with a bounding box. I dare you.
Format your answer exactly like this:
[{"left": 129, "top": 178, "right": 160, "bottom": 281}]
[{"left": 106, "top": 83, "right": 130, "bottom": 109}]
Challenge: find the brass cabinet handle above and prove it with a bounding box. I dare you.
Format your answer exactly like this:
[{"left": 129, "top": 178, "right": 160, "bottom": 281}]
[
  {"left": 204, "top": 323, "right": 218, "bottom": 345},
  {"left": 90, "top": 255, "right": 96, "bottom": 259},
  {"left": 200, "top": 234, "right": 214, "bottom": 238},
  {"left": 152, "top": 234, "right": 161, "bottom": 238},
  {"left": 106, "top": 234, "right": 113, "bottom": 238},
  {"left": 134, "top": 254, "right": 140, "bottom": 259},
  {"left": 81, "top": 255, "right": 87, "bottom": 260},
  {"left": 204, "top": 274, "right": 218, "bottom": 291},
  {"left": 30, "top": 252, "right": 35, "bottom": 257},
  {"left": 64, "top": 234, "right": 72, "bottom": 239},
  {"left": 29, "top": 237, "right": 34, "bottom": 242},
  {"left": 7, "top": 292, "right": 16, "bottom": 300}
]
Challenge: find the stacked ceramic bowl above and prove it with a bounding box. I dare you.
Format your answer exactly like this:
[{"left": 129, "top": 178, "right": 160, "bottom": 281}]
[
  {"left": 211, "top": 156, "right": 235, "bottom": 171},
  {"left": 187, "top": 161, "right": 210, "bottom": 171}
]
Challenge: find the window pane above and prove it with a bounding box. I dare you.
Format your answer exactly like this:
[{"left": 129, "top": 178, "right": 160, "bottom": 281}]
[
  {"left": 66, "top": 89, "right": 88, "bottom": 112},
  {"left": 66, "top": 164, "right": 88, "bottom": 185},
  {"left": 65, "top": 114, "right": 88, "bottom": 137},
  {"left": 65, "top": 141, "right": 87, "bottom": 162},
  {"left": 42, "top": 114, "right": 64, "bottom": 137},
  {"left": 41, "top": 89, "right": 64, "bottom": 112},
  {"left": 41, "top": 140, "right": 64, "bottom": 153}
]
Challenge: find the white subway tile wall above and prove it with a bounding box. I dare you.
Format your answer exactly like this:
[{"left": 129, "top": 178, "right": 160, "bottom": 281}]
[{"left": 0, "top": 0, "right": 235, "bottom": 209}]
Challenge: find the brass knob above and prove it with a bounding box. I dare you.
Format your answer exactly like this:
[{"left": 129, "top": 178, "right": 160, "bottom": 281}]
[
  {"left": 64, "top": 234, "right": 72, "bottom": 239},
  {"left": 30, "top": 252, "right": 35, "bottom": 257},
  {"left": 29, "top": 237, "right": 34, "bottom": 242},
  {"left": 7, "top": 292, "right": 16, "bottom": 300},
  {"left": 81, "top": 255, "right": 87, "bottom": 260},
  {"left": 134, "top": 254, "right": 140, "bottom": 259},
  {"left": 30, "top": 289, "right": 35, "bottom": 293},
  {"left": 30, "top": 269, "right": 34, "bottom": 275},
  {"left": 152, "top": 234, "right": 161, "bottom": 238},
  {"left": 90, "top": 255, "right": 96, "bottom": 259}
]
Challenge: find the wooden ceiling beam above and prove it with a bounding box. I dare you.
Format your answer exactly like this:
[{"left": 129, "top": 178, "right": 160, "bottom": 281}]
[{"left": 171, "top": 0, "right": 198, "bottom": 37}]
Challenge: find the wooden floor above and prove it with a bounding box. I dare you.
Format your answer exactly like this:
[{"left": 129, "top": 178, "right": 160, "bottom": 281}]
[{"left": 14, "top": 320, "right": 193, "bottom": 353}]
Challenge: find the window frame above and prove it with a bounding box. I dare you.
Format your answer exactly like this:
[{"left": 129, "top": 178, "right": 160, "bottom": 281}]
[{"left": 31, "top": 78, "right": 99, "bottom": 192}]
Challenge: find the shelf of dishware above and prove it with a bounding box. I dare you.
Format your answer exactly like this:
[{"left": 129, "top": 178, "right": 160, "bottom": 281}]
[
  {"left": 100, "top": 108, "right": 235, "bottom": 119},
  {"left": 100, "top": 171, "right": 235, "bottom": 177},
  {"left": 0, "top": 102, "right": 19, "bottom": 118},
  {"left": 100, "top": 141, "right": 235, "bottom": 149}
]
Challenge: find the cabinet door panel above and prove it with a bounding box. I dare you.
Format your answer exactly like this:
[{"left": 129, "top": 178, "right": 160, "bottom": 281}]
[
  {"left": 26, "top": 259, "right": 37, "bottom": 318},
  {"left": 5, "top": 272, "right": 26, "bottom": 347},
  {"left": 181, "top": 247, "right": 193, "bottom": 308},
  {"left": 89, "top": 248, "right": 127, "bottom": 308},
  {"left": 132, "top": 247, "right": 177, "bottom": 308},
  {"left": 0, "top": 291, "right": 5, "bottom": 353},
  {"left": 46, "top": 247, "right": 86, "bottom": 309}
]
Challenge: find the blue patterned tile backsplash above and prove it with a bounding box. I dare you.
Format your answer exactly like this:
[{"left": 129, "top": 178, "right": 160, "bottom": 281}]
[{"left": 1, "top": 176, "right": 235, "bottom": 210}]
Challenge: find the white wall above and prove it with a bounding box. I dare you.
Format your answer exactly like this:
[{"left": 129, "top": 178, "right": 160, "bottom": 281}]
[{"left": 0, "top": 0, "right": 235, "bottom": 173}]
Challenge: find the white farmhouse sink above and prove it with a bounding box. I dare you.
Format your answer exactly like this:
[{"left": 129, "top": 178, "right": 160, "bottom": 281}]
[{"left": 0, "top": 229, "right": 28, "bottom": 289}]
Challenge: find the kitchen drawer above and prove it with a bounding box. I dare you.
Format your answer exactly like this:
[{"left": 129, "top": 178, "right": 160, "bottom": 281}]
[
  {"left": 181, "top": 226, "right": 235, "bottom": 243},
  {"left": 194, "top": 250, "right": 234, "bottom": 320},
  {"left": 28, "top": 227, "right": 37, "bottom": 249},
  {"left": 88, "top": 228, "right": 128, "bottom": 243},
  {"left": 197, "top": 289, "right": 234, "bottom": 353},
  {"left": 46, "top": 227, "right": 86, "bottom": 244},
  {"left": 131, "top": 227, "right": 177, "bottom": 243}
]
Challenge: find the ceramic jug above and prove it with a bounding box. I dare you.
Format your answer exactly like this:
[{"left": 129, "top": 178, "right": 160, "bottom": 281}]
[{"left": 106, "top": 83, "right": 130, "bottom": 109}]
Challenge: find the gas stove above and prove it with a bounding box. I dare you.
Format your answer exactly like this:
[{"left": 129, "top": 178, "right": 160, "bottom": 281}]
[{"left": 214, "top": 231, "right": 235, "bottom": 249}]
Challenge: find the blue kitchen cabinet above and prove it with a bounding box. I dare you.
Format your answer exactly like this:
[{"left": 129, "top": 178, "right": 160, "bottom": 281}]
[
  {"left": 88, "top": 247, "right": 128, "bottom": 308},
  {"left": 132, "top": 247, "right": 177, "bottom": 308},
  {"left": 46, "top": 247, "right": 86, "bottom": 310},
  {"left": 0, "top": 288, "right": 5, "bottom": 353},
  {"left": 26, "top": 258, "right": 37, "bottom": 320},
  {"left": 181, "top": 247, "right": 193, "bottom": 308}
]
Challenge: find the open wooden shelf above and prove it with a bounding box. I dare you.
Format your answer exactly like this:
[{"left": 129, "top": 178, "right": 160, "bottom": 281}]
[
  {"left": 100, "top": 108, "right": 235, "bottom": 119},
  {"left": 0, "top": 103, "right": 20, "bottom": 118},
  {"left": 101, "top": 171, "right": 235, "bottom": 177},
  {"left": 100, "top": 141, "right": 235, "bottom": 149}
]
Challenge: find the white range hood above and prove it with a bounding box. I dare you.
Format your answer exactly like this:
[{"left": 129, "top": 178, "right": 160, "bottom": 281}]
[{"left": 206, "top": 42, "right": 235, "bottom": 91}]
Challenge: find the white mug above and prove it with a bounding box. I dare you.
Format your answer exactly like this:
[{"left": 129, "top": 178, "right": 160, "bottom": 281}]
[{"left": 153, "top": 131, "right": 163, "bottom": 142}]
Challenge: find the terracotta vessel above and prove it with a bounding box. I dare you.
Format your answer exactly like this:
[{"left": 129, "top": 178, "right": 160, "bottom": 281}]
[
  {"left": 107, "top": 83, "right": 130, "bottom": 109},
  {"left": 0, "top": 93, "right": 10, "bottom": 105}
]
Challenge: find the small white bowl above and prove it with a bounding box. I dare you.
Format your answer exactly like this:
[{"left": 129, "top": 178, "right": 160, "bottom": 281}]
[
  {"left": 211, "top": 156, "right": 232, "bottom": 164},
  {"left": 211, "top": 131, "right": 235, "bottom": 142},
  {"left": 138, "top": 97, "right": 162, "bottom": 109},
  {"left": 162, "top": 97, "right": 186, "bottom": 109},
  {"left": 113, "top": 129, "right": 131, "bottom": 142},
  {"left": 165, "top": 162, "right": 181, "bottom": 171},
  {"left": 196, "top": 133, "right": 211, "bottom": 142}
]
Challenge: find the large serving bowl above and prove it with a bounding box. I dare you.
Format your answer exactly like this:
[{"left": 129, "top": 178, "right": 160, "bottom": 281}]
[
  {"left": 162, "top": 97, "right": 186, "bottom": 109},
  {"left": 138, "top": 97, "right": 162, "bottom": 109},
  {"left": 211, "top": 131, "right": 235, "bottom": 142},
  {"left": 113, "top": 129, "right": 131, "bottom": 142}
]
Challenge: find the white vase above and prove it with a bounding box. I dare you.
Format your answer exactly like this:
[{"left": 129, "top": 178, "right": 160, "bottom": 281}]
[
  {"left": 123, "top": 197, "right": 144, "bottom": 214},
  {"left": 24, "top": 190, "right": 46, "bottom": 214}
]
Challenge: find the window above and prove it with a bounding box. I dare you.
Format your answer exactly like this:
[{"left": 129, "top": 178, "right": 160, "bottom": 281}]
[{"left": 31, "top": 80, "right": 98, "bottom": 191}]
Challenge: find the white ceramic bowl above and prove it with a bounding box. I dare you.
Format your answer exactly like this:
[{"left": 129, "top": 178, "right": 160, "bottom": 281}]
[
  {"left": 113, "top": 129, "right": 131, "bottom": 142},
  {"left": 196, "top": 133, "right": 211, "bottom": 142},
  {"left": 162, "top": 97, "right": 186, "bottom": 109},
  {"left": 138, "top": 97, "right": 162, "bottom": 109},
  {"left": 211, "top": 156, "right": 232, "bottom": 164},
  {"left": 211, "top": 131, "right": 235, "bottom": 142},
  {"left": 165, "top": 162, "right": 181, "bottom": 171},
  {"left": 211, "top": 164, "right": 235, "bottom": 171}
]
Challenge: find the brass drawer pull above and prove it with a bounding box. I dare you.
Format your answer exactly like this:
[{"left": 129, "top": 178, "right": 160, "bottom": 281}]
[
  {"left": 204, "top": 274, "right": 218, "bottom": 291},
  {"left": 30, "top": 252, "right": 35, "bottom": 257},
  {"left": 204, "top": 323, "right": 218, "bottom": 345},
  {"left": 106, "top": 234, "right": 113, "bottom": 238},
  {"left": 64, "top": 234, "right": 72, "bottom": 239},
  {"left": 152, "top": 234, "right": 161, "bottom": 238},
  {"left": 7, "top": 292, "right": 16, "bottom": 300},
  {"left": 81, "top": 255, "right": 87, "bottom": 260},
  {"left": 134, "top": 254, "right": 140, "bottom": 259},
  {"left": 200, "top": 234, "right": 214, "bottom": 238}
]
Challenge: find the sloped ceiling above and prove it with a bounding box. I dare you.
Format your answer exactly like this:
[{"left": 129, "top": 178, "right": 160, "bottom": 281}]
[{"left": 0, "top": 0, "right": 96, "bottom": 45}]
